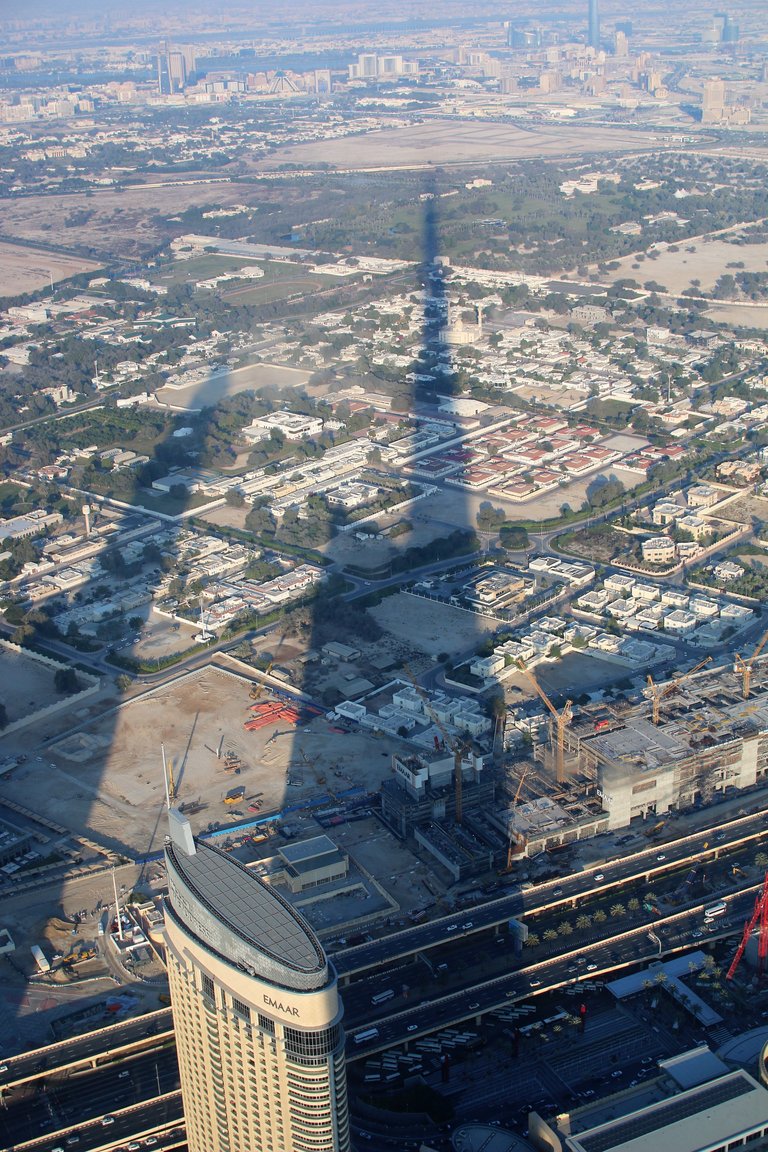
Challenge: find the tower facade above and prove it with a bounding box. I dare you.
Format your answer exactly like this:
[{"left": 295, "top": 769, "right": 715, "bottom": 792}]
[
  {"left": 588, "top": 0, "right": 600, "bottom": 50},
  {"left": 163, "top": 811, "right": 350, "bottom": 1152}
]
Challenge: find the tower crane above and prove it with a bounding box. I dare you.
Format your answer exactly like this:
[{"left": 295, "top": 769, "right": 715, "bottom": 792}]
[
  {"left": 501, "top": 764, "right": 530, "bottom": 872},
  {"left": 646, "top": 656, "right": 712, "bottom": 726},
  {"left": 516, "top": 661, "right": 572, "bottom": 783},
  {"left": 734, "top": 626, "right": 768, "bottom": 699},
  {"left": 403, "top": 665, "right": 467, "bottom": 825}
]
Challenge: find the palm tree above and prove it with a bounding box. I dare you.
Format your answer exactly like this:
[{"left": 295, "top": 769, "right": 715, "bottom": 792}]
[
  {"left": 543, "top": 928, "right": 559, "bottom": 942},
  {"left": 593, "top": 909, "right": 607, "bottom": 924},
  {"left": 558, "top": 921, "right": 574, "bottom": 937},
  {"left": 525, "top": 932, "right": 541, "bottom": 949},
  {"left": 627, "top": 897, "right": 640, "bottom": 914},
  {"left": 755, "top": 852, "right": 768, "bottom": 870},
  {"left": 610, "top": 903, "right": 626, "bottom": 918},
  {"left": 576, "top": 914, "right": 592, "bottom": 931}
]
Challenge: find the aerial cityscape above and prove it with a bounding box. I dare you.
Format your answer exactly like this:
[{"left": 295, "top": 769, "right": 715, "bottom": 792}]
[{"left": 3, "top": 1, "right": 768, "bottom": 1150}]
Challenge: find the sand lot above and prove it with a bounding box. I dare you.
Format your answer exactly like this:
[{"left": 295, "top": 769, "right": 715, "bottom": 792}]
[
  {"left": 156, "top": 361, "right": 310, "bottom": 410},
  {"left": 0, "top": 239, "right": 100, "bottom": 296},
  {"left": 370, "top": 591, "right": 496, "bottom": 657},
  {"left": 605, "top": 236, "right": 768, "bottom": 295},
  {"left": 0, "top": 665, "right": 405, "bottom": 858},
  {"left": 0, "top": 179, "right": 251, "bottom": 259},
  {"left": 257, "top": 120, "right": 665, "bottom": 172}
]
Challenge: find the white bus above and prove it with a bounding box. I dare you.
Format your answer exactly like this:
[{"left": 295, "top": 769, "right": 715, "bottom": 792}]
[
  {"left": 353, "top": 1028, "right": 380, "bottom": 1044},
  {"left": 371, "top": 989, "right": 394, "bottom": 1005},
  {"left": 704, "top": 901, "right": 727, "bottom": 920}
]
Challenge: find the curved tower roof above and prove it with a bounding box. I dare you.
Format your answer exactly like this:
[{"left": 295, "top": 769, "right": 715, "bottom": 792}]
[{"left": 165, "top": 826, "right": 329, "bottom": 992}]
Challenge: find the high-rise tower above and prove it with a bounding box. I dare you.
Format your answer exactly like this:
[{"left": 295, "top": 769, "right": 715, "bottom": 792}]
[
  {"left": 163, "top": 810, "right": 350, "bottom": 1152},
  {"left": 588, "top": 0, "right": 600, "bottom": 50}
]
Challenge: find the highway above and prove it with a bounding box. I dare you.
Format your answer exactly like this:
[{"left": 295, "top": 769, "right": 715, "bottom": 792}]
[
  {"left": 333, "top": 804, "right": 768, "bottom": 977},
  {"left": 2, "top": 807, "right": 766, "bottom": 1149}
]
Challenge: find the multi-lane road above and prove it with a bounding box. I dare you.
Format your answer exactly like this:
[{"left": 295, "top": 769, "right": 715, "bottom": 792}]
[{"left": 2, "top": 805, "right": 766, "bottom": 1150}]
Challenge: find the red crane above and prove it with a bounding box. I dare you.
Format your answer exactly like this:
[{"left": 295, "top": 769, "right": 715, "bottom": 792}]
[{"left": 727, "top": 872, "right": 768, "bottom": 982}]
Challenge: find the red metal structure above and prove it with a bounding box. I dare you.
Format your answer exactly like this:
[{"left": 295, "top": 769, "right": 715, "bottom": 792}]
[{"left": 727, "top": 872, "right": 768, "bottom": 981}]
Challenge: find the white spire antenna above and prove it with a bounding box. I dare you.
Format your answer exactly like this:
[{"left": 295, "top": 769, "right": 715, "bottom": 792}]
[
  {"left": 111, "top": 868, "right": 124, "bottom": 942},
  {"left": 162, "top": 742, "right": 171, "bottom": 809}
]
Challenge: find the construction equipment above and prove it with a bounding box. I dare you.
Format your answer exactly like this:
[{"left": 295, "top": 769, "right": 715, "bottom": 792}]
[
  {"left": 249, "top": 634, "right": 287, "bottom": 700},
  {"left": 500, "top": 765, "right": 530, "bottom": 871},
  {"left": 646, "top": 656, "right": 712, "bottom": 726},
  {"left": 727, "top": 872, "right": 768, "bottom": 981},
  {"left": 734, "top": 627, "right": 768, "bottom": 699},
  {"left": 403, "top": 664, "right": 467, "bottom": 824},
  {"left": 517, "top": 660, "right": 572, "bottom": 783},
  {"left": 224, "top": 786, "right": 246, "bottom": 805},
  {"left": 161, "top": 744, "right": 176, "bottom": 805}
]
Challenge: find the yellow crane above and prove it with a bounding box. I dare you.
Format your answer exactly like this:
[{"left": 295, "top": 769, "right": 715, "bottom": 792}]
[
  {"left": 646, "top": 656, "right": 712, "bottom": 726},
  {"left": 734, "top": 627, "right": 768, "bottom": 699},
  {"left": 516, "top": 661, "right": 572, "bottom": 783}
]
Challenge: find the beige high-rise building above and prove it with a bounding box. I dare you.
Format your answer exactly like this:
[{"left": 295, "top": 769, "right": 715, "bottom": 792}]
[{"left": 163, "top": 811, "right": 350, "bottom": 1152}]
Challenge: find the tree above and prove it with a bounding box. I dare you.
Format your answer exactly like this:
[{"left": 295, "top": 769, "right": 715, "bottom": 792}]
[
  {"left": 524, "top": 932, "right": 540, "bottom": 948},
  {"left": 576, "top": 914, "right": 592, "bottom": 931},
  {"left": 116, "top": 674, "right": 132, "bottom": 692},
  {"left": 610, "top": 903, "right": 626, "bottom": 918},
  {"left": 54, "top": 667, "right": 80, "bottom": 694},
  {"left": 543, "top": 928, "right": 558, "bottom": 942},
  {"left": 593, "top": 909, "right": 607, "bottom": 924},
  {"left": 225, "top": 489, "right": 246, "bottom": 508},
  {"left": 499, "top": 523, "right": 530, "bottom": 550}
]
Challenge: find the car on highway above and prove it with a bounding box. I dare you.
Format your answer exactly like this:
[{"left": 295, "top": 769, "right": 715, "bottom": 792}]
[
  {"left": 461, "top": 922, "right": 474, "bottom": 930},
  {"left": 529, "top": 979, "right": 542, "bottom": 988},
  {"left": 468, "top": 1002, "right": 480, "bottom": 1009},
  {"left": 407, "top": 1024, "right": 418, "bottom": 1032},
  {"left": 446, "top": 924, "right": 458, "bottom": 932},
  {"left": 656, "top": 854, "right": 666, "bottom": 861},
  {"left": 101, "top": 1116, "right": 115, "bottom": 1126},
  {"left": 692, "top": 928, "right": 703, "bottom": 939},
  {"left": 586, "top": 963, "right": 598, "bottom": 971},
  {"left": 144, "top": 1142, "right": 158, "bottom": 1148},
  {"left": 594, "top": 873, "right": 605, "bottom": 882}
]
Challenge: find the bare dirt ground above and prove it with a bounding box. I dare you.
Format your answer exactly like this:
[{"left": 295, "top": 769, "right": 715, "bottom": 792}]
[
  {"left": 256, "top": 121, "right": 666, "bottom": 172},
  {"left": 0, "top": 665, "right": 405, "bottom": 858},
  {"left": 156, "top": 361, "right": 310, "bottom": 410},
  {"left": 369, "top": 592, "right": 496, "bottom": 657},
  {"left": 0, "top": 644, "right": 65, "bottom": 730},
  {"left": 0, "top": 179, "right": 249, "bottom": 259},
  {"left": 605, "top": 236, "right": 768, "bottom": 295},
  {"left": 0, "top": 239, "right": 100, "bottom": 296}
]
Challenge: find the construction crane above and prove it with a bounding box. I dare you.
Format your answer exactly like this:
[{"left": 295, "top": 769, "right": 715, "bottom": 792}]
[
  {"left": 734, "top": 627, "right": 768, "bottom": 699},
  {"left": 517, "top": 661, "right": 572, "bottom": 783},
  {"left": 403, "top": 664, "right": 467, "bottom": 825},
  {"left": 250, "top": 634, "right": 287, "bottom": 700},
  {"left": 501, "top": 765, "right": 530, "bottom": 871},
  {"left": 646, "top": 656, "right": 712, "bottom": 726},
  {"left": 161, "top": 743, "right": 176, "bottom": 805},
  {"left": 727, "top": 872, "right": 768, "bottom": 982}
]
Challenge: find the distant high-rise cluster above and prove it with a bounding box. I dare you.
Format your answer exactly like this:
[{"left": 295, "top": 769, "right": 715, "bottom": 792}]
[
  {"left": 701, "top": 76, "right": 750, "bottom": 124},
  {"left": 347, "top": 53, "right": 418, "bottom": 80},
  {"left": 156, "top": 43, "right": 197, "bottom": 94},
  {"left": 703, "top": 11, "right": 740, "bottom": 44}
]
